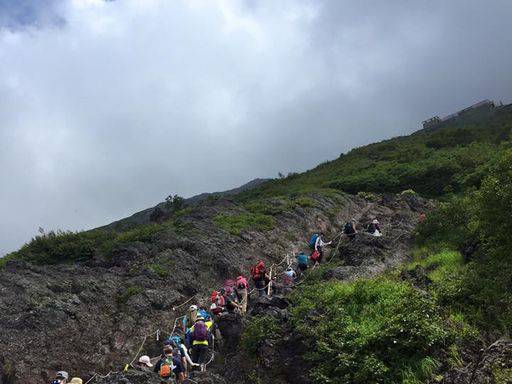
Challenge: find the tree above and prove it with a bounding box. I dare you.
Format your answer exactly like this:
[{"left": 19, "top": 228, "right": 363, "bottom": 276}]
[{"left": 165, "top": 194, "right": 185, "bottom": 211}]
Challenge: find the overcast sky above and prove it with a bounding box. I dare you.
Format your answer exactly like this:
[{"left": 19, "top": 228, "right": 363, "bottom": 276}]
[{"left": 1, "top": 0, "right": 512, "bottom": 256}]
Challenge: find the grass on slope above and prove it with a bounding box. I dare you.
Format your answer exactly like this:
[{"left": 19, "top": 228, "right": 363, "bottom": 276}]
[{"left": 237, "top": 106, "right": 512, "bottom": 201}]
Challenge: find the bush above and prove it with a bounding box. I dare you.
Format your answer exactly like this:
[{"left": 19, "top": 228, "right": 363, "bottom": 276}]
[
  {"left": 290, "top": 278, "right": 454, "bottom": 384},
  {"left": 213, "top": 213, "right": 275, "bottom": 235},
  {"left": 116, "top": 285, "right": 144, "bottom": 305},
  {"left": 241, "top": 316, "right": 280, "bottom": 355}
]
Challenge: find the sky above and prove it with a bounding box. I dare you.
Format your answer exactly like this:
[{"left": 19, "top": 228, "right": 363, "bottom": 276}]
[{"left": 1, "top": 0, "right": 512, "bottom": 256}]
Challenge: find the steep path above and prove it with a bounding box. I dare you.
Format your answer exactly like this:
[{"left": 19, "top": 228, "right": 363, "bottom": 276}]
[{"left": 0, "top": 192, "right": 431, "bottom": 384}]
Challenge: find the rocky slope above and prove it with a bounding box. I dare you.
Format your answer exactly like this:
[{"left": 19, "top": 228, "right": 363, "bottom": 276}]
[{"left": 0, "top": 191, "right": 431, "bottom": 384}]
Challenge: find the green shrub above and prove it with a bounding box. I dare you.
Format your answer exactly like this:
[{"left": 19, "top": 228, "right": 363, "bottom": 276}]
[
  {"left": 213, "top": 213, "right": 275, "bottom": 235},
  {"left": 290, "top": 278, "right": 453, "bottom": 384},
  {"left": 241, "top": 316, "right": 280, "bottom": 355},
  {"left": 116, "top": 285, "right": 144, "bottom": 305},
  {"left": 407, "top": 250, "right": 463, "bottom": 283}
]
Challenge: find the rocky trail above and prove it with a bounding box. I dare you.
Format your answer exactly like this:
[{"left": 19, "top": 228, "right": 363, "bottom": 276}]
[{"left": 0, "top": 192, "right": 434, "bottom": 384}]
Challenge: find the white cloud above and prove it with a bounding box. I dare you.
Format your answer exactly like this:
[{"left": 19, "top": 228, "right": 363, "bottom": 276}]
[{"left": 1, "top": 0, "right": 512, "bottom": 255}]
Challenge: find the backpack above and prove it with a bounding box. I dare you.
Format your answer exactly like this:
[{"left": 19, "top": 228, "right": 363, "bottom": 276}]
[
  {"left": 251, "top": 261, "right": 265, "bottom": 281},
  {"left": 309, "top": 233, "right": 319, "bottom": 248},
  {"left": 310, "top": 250, "right": 320, "bottom": 263},
  {"left": 211, "top": 290, "right": 219, "bottom": 303},
  {"left": 223, "top": 279, "right": 235, "bottom": 295},
  {"left": 297, "top": 253, "right": 308, "bottom": 266},
  {"left": 344, "top": 222, "right": 354, "bottom": 234},
  {"left": 193, "top": 321, "right": 208, "bottom": 341},
  {"left": 159, "top": 357, "right": 173, "bottom": 378},
  {"left": 236, "top": 276, "right": 248, "bottom": 289}
]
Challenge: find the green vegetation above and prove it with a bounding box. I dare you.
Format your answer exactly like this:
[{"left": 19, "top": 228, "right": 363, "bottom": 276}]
[
  {"left": 238, "top": 106, "right": 512, "bottom": 200},
  {"left": 116, "top": 285, "right": 144, "bottom": 305},
  {"left": 213, "top": 212, "right": 275, "bottom": 235},
  {"left": 289, "top": 278, "right": 459, "bottom": 384},
  {"left": 407, "top": 250, "right": 463, "bottom": 283},
  {"left": 241, "top": 315, "right": 280, "bottom": 355},
  {"left": 4, "top": 222, "right": 168, "bottom": 265}
]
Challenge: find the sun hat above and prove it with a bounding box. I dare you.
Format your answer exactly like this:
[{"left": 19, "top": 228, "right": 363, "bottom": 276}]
[
  {"left": 138, "top": 355, "right": 153, "bottom": 367},
  {"left": 372, "top": 219, "right": 379, "bottom": 224},
  {"left": 196, "top": 315, "right": 204, "bottom": 321},
  {"left": 69, "top": 378, "right": 83, "bottom": 384},
  {"left": 56, "top": 372, "right": 69, "bottom": 380}
]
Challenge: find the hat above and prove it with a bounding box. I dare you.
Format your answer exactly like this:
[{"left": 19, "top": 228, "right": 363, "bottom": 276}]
[
  {"left": 372, "top": 219, "right": 379, "bottom": 224},
  {"left": 163, "top": 347, "right": 173, "bottom": 355},
  {"left": 69, "top": 378, "right": 83, "bottom": 384},
  {"left": 56, "top": 372, "right": 69, "bottom": 380},
  {"left": 196, "top": 315, "right": 204, "bottom": 321},
  {"left": 138, "top": 355, "right": 153, "bottom": 367},
  {"left": 189, "top": 304, "right": 198, "bottom": 311}
]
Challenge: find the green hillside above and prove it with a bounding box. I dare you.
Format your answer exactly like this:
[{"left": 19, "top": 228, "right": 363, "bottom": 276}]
[
  {"left": 238, "top": 104, "right": 512, "bottom": 200},
  {"left": 3, "top": 103, "right": 512, "bottom": 383}
]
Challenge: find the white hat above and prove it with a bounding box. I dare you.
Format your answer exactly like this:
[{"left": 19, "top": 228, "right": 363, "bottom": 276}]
[
  {"left": 56, "top": 372, "right": 69, "bottom": 380},
  {"left": 372, "top": 219, "right": 379, "bottom": 224},
  {"left": 69, "top": 378, "right": 83, "bottom": 384},
  {"left": 138, "top": 355, "right": 153, "bottom": 367},
  {"left": 189, "top": 304, "right": 198, "bottom": 311}
]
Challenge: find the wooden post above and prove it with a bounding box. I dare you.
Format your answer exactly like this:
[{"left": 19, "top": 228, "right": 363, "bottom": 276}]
[{"left": 267, "top": 265, "right": 273, "bottom": 296}]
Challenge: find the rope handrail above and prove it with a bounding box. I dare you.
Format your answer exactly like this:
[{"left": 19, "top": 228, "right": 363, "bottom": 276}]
[{"left": 79, "top": 223, "right": 399, "bottom": 383}]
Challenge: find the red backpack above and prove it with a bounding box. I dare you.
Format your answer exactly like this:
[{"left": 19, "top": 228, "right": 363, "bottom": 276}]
[
  {"left": 250, "top": 261, "right": 265, "bottom": 281},
  {"left": 211, "top": 290, "right": 218, "bottom": 303}
]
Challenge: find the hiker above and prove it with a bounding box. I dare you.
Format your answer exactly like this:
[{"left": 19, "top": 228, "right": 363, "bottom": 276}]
[
  {"left": 367, "top": 219, "right": 382, "bottom": 236},
  {"left": 235, "top": 275, "right": 249, "bottom": 314},
  {"left": 283, "top": 266, "right": 296, "bottom": 286},
  {"left": 419, "top": 212, "right": 427, "bottom": 224},
  {"left": 171, "top": 348, "right": 185, "bottom": 384},
  {"left": 296, "top": 251, "right": 309, "bottom": 273},
  {"left": 169, "top": 335, "right": 196, "bottom": 375},
  {"left": 51, "top": 371, "right": 69, "bottom": 384},
  {"left": 68, "top": 379, "right": 82, "bottom": 384},
  {"left": 189, "top": 316, "right": 211, "bottom": 371},
  {"left": 225, "top": 288, "right": 242, "bottom": 313},
  {"left": 310, "top": 232, "right": 332, "bottom": 264},
  {"left": 251, "top": 260, "right": 270, "bottom": 297},
  {"left": 182, "top": 304, "right": 198, "bottom": 332},
  {"left": 135, "top": 355, "right": 153, "bottom": 372},
  {"left": 343, "top": 219, "right": 357, "bottom": 240},
  {"left": 154, "top": 347, "right": 179, "bottom": 381},
  {"left": 210, "top": 288, "right": 226, "bottom": 316}
]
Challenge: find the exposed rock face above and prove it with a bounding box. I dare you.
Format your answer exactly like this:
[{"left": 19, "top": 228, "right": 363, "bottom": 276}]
[
  {"left": 0, "top": 193, "right": 431, "bottom": 384},
  {"left": 442, "top": 339, "right": 512, "bottom": 384}
]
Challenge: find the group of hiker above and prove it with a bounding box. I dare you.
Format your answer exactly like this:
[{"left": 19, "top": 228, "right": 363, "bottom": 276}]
[{"left": 50, "top": 217, "right": 383, "bottom": 383}]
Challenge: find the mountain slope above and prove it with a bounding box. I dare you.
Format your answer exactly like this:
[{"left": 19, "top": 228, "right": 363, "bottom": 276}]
[{"left": 2, "top": 103, "right": 512, "bottom": 384}]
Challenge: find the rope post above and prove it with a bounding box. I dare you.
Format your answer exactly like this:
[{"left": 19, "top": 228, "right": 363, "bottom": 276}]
[{"left": 267, "top": 265, "right": 273, "bottom": 296}]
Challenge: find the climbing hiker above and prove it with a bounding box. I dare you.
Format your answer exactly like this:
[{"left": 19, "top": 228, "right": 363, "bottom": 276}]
[
  {"left": 68, "top": 379, "right": 82, "bottom": 384},
  {"left": 367, "top": 219, "right": 382, "bottom": 236},
  {"left": 224, "top": 288, "right": 242, "bottom": 313},
  {"left": 182, "top": 304, "right": 199, "bottom": 332},
  {"left": 52, "top": 371, "right": 69, "bottom": 384},
  {"left": 283, "top": 266, "right": 296, "bottom": 286},
  {"left": 311, "top": 232, "right": 332, "bottom": 264},
  {"left": 169, "top": 335, "right": 196, "bottom": 376},
  {"left": 235, "top": 275, "right": 249, "bottom": 314},
  {"left": 210, "top": 288, "right": 226, "bottom": 316},
  {"left": 189, "top": 315, "right": 210, "bottom": 371},
  {"left": 344, "top": 219, "right": 357, "bottom": 240},
  {"left": 419, "top": 212, "right": 427, "bottom": 224},
  {"left": 154, "top": 347, "right": 176, "bottom": 381},
  {"left": 251, "top": 260, "right": 270, "bottom": 297},
  {"left": 171, "top": 348, "right": 185, "bottom": 384},
  {"left": 296, "top": 251, "right": 309, "bottom": 273},
  {"left": 135, "top": 355, "right": 153, "bottom": 372}
]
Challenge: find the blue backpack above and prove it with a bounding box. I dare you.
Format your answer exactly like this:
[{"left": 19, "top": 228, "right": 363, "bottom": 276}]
[
  {"left": 309, "top": 234, "right": 319, "bottom": 248},
  {"left": 297, "top": 253, "right": 309, "bottom": 266}
]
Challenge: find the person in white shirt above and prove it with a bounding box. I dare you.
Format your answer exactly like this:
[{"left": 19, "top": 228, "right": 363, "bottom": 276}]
[{"left": 314, "top": 233, "right": 332, "bottom": 263}]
